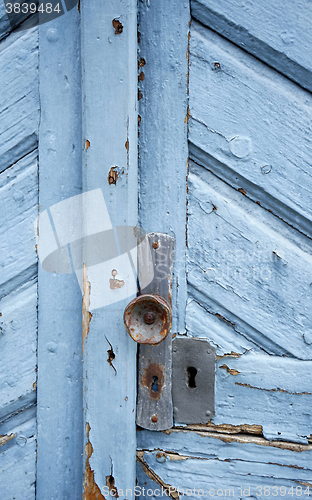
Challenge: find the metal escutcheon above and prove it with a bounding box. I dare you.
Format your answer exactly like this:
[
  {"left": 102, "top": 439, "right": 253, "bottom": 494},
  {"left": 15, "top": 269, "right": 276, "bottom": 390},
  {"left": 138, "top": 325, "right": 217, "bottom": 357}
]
[{"left": 124, "top": 294, "right": 172, "bottom": 345}]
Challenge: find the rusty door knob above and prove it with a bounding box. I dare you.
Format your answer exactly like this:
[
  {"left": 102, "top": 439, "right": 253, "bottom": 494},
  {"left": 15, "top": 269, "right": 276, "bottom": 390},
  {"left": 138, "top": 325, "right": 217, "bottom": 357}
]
[{"left": 124, "top": 294, "right": 172, "bottom": 344}]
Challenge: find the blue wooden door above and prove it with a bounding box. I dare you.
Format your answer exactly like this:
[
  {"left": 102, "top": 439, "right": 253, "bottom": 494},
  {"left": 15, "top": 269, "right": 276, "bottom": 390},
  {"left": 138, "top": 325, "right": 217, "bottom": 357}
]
[
  {"left": 1, "top": 0, "right": 312, "bottom": 498},
  {"left": 136, "top": 0, "right": 312, "bottom": 498}
]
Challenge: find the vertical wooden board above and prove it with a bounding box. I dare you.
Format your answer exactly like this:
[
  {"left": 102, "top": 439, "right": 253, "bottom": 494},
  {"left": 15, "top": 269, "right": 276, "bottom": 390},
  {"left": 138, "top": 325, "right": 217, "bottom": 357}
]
[
  {"left": 138, "top": 0, "right": 189, "bottom": 334},
  {"left": 0, "top": 29, "right": 38, "bottom": 174},
  {"left": 191, "top": 0, "right": 312, "bottom": 92},
  {"left": 37, "top": 8, "right": 83, "bottom": 498},
  {"left": 81, "top": 0, "right": 137, "bottom": 496},
  {"left": 188, "top": 23, "right": 312, "bottom": 237},
  {"left": 0, "top": 415, "right": 36, "bottom": 500}
]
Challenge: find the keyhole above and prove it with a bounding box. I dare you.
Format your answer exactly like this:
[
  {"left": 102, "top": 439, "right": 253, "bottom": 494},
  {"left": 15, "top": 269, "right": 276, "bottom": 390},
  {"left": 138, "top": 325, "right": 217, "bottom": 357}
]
[
  {"left": 151, "top": 376, "right": 158, "bottom": 393},
  {"left": 186, "top": 367, "right": 197, "bottom": 388}
]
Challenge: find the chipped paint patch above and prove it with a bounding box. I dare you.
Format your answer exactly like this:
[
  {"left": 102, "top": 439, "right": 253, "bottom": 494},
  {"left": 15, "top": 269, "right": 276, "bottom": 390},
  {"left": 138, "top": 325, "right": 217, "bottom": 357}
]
[
  {"left": 112, "top": 18, "right": 123, "bottom": 34},
  {"left": 170, "top": 422, "right": 263, "bottom": 436},
  {"left": 109, "top": 269, "right": 124, "bottom": 289},
  {"left": 106, "top": 475, "right": 118, "bottom": 497},
  {"left": 220, "top": 364, "right": 240, "bottom": 376},
  {"left": 84, "top": 423, "right": 105, "bottom": 500},
  {"left": 0, "top": 433, "right": 15, "bottom": 446},
  {"left": 167, "top": 427, "right": 312, "bottom": 452},
  {"left": 85, "top": 140, "right": 90, "bottom": 150},
  {"left": 82, "top": 264, "right": 92, "bottom": 355}
]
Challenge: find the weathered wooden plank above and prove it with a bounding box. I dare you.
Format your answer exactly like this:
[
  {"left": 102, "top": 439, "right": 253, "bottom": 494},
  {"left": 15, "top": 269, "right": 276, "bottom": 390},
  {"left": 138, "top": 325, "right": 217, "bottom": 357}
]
[
  {"left": 191, "top": 0, "right": 312, "bottom": 92},
  {"left": 137, "top": 446, "right": 312, "bottom": 500},
  {"left": 0, "top": 281, "right": 37, "bottom": 421},
  {"left": 0, "top": 414, "right": 36, "bottom": 500},
  {"left": 138, "top": 0, "right": 189, "bottom": 334},
  {"left": 138, "top": 428, "right": 312, "bottom": 470},
  {"left": 37, "top": 8, "right": 83, "bottom": 498},
  {"left": 187, "top": 164, "right": 312, "bottom": 360},
  {"left": 189, "top": 23, "right": 312, "bottom": 237},
  {"left": 0, "top": 28, "right": 38, "bottom": 174},
  {"left": 213, "top": 353, "right": 312, "bottom": 443},
  {"left": 0, "top": 150, "right": 38, "bottom": 297},
  {"left": 81, "top": 0, "right": 138, "bottom": 497}
]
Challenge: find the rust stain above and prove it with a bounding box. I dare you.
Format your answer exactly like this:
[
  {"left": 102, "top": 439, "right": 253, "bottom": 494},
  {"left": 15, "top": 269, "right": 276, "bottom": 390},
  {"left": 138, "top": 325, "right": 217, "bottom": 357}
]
[
  {"left": 137, "top": 452, "right": 180, "bottom": 499},
  {"left": 213, "top": 62, "right": 221, "bottom": 70},
  {"left": 33, "top": 381, "right": 37, "bottom": 389},
  {"left": 109, "top": 270, "right": 124, "bottom": 289},
  {"left": 112, "top": 19, "right": 123, "bottom": 34},
  {"left": 220, "top": 364, "right": 240, "bottom": 376},
  {"left": 152, "top": 241, "right": 159, "bottom": 249},
  {"left": 256, "top": 201, "right": 261, "bottom": 206},
  {"left": 138, "top": 91, "right": 143, "bottom": 101},
  {"left": 138, "top": 115, "right": 141, "bottom": 125},
  {"left": 107, "top": 167, "right": 119, "bottom": 185},
  {"left": 125, "top": 139, "right": 129, "bottom": 151},
  {"left": 78, "top": 0, "right": 80, "bottom": 13},
  {"left": 141, "top": 362, "right": 164, "bottom": 400},
  {"left": 84, "top": 423, "right": 105, "bottom": 500},
  {"left": 138, "top": 57, "right": 146, "bottom": 68},
  {"left": 85, "top": 140, "right": 90, "bottom": 150},
  {"left": 0, "top": 433, "right": 15, "bottom": 447},
  {"left": 238, "top": 188, "right": 247, "bottom": 195},
  {"left": 82, "top": 264, "right": 92, "bottom": 356},
  {"left": 106, "top": 475, "right": 118, "bottom": 498},
  {"left": 138, "top": 71, "right": 145, "bottom": 81}
]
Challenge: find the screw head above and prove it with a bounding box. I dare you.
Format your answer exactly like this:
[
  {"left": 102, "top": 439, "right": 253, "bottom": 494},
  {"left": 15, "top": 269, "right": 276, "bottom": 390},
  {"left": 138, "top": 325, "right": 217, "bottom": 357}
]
[
  {"left": 151, "top": 414, "right": 158, "bottom": 423},
  {"left": 205, "top": 410, "right": 211, "bottom": 416},
  {"left": 144, "top": 312, "right": 156, "bottom": 325}
]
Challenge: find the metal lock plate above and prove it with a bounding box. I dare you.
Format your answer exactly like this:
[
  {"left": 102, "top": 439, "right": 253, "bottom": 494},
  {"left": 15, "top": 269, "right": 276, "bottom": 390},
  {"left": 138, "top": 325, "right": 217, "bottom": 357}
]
[
  {"left": 172, "top": 337, "right": 216, "bottom": 424},
  {"left": 124, "top": 294, "right": 171, "bottom": 344}
]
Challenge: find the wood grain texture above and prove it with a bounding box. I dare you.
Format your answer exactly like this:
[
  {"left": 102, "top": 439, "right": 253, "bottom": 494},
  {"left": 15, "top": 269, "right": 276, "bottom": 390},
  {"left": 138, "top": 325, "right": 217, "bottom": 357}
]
[
  {"left": 37, "top": 8, "right": 83, "bottom": 498},
  {"left": 189, "top": 22, "right": 312, "bottom": 237},
  {"left": 137, "top": 430, "right": 312, "bottom": 498},
  {"left": 138, "top": 0, "right": 189, "bottom": 334},
  {"left": 0, "top": 282, "right": 37, "bottom": 422},
  {"left": 0, "top": 28, "right": 38, "bottom": 174},
  {"left": 0, "top": 150, "right": 38, "bottom": 298},
  {"left": 0, "top": 413, "right": 36, "bottom": 500},
  {"left": 81, "top": 0, "right": 138, "bottom": 496},
  {"left": 187, "top": 164, "right": 312, "bottom": 360},
  {"left": 191, "top": 0, "right": 312, "bottom": 92}
]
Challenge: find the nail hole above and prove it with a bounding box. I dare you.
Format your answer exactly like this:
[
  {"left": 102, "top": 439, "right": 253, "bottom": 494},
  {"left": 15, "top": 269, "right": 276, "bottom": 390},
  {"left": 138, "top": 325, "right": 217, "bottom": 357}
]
[
  {"left": 151, "top": 376, "right": 158, "bottom": 393},
  {"left": 186, "top": 367, "right": 197, "bottom": 388}
]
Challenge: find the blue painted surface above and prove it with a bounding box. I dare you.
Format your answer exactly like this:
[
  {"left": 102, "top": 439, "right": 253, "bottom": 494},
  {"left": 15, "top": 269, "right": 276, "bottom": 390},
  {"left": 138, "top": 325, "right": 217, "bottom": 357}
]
[
  {"left": 137, "top": 1, "right": 312, "bottom": 497},
  {"left": 138, "top": 0, "right": 190, "bottom": 334},
  {"left": 37, "top": 7, "right": 83, "bottom": 498},
  {"left": 0, "top": 18, "right": 38, "bottom": 499},
  {"left": 81, "top": 0, "right": 138, "bottom": 496},
  {"left": 191, "top": 0, "right": 312, "bottom": 92}
]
